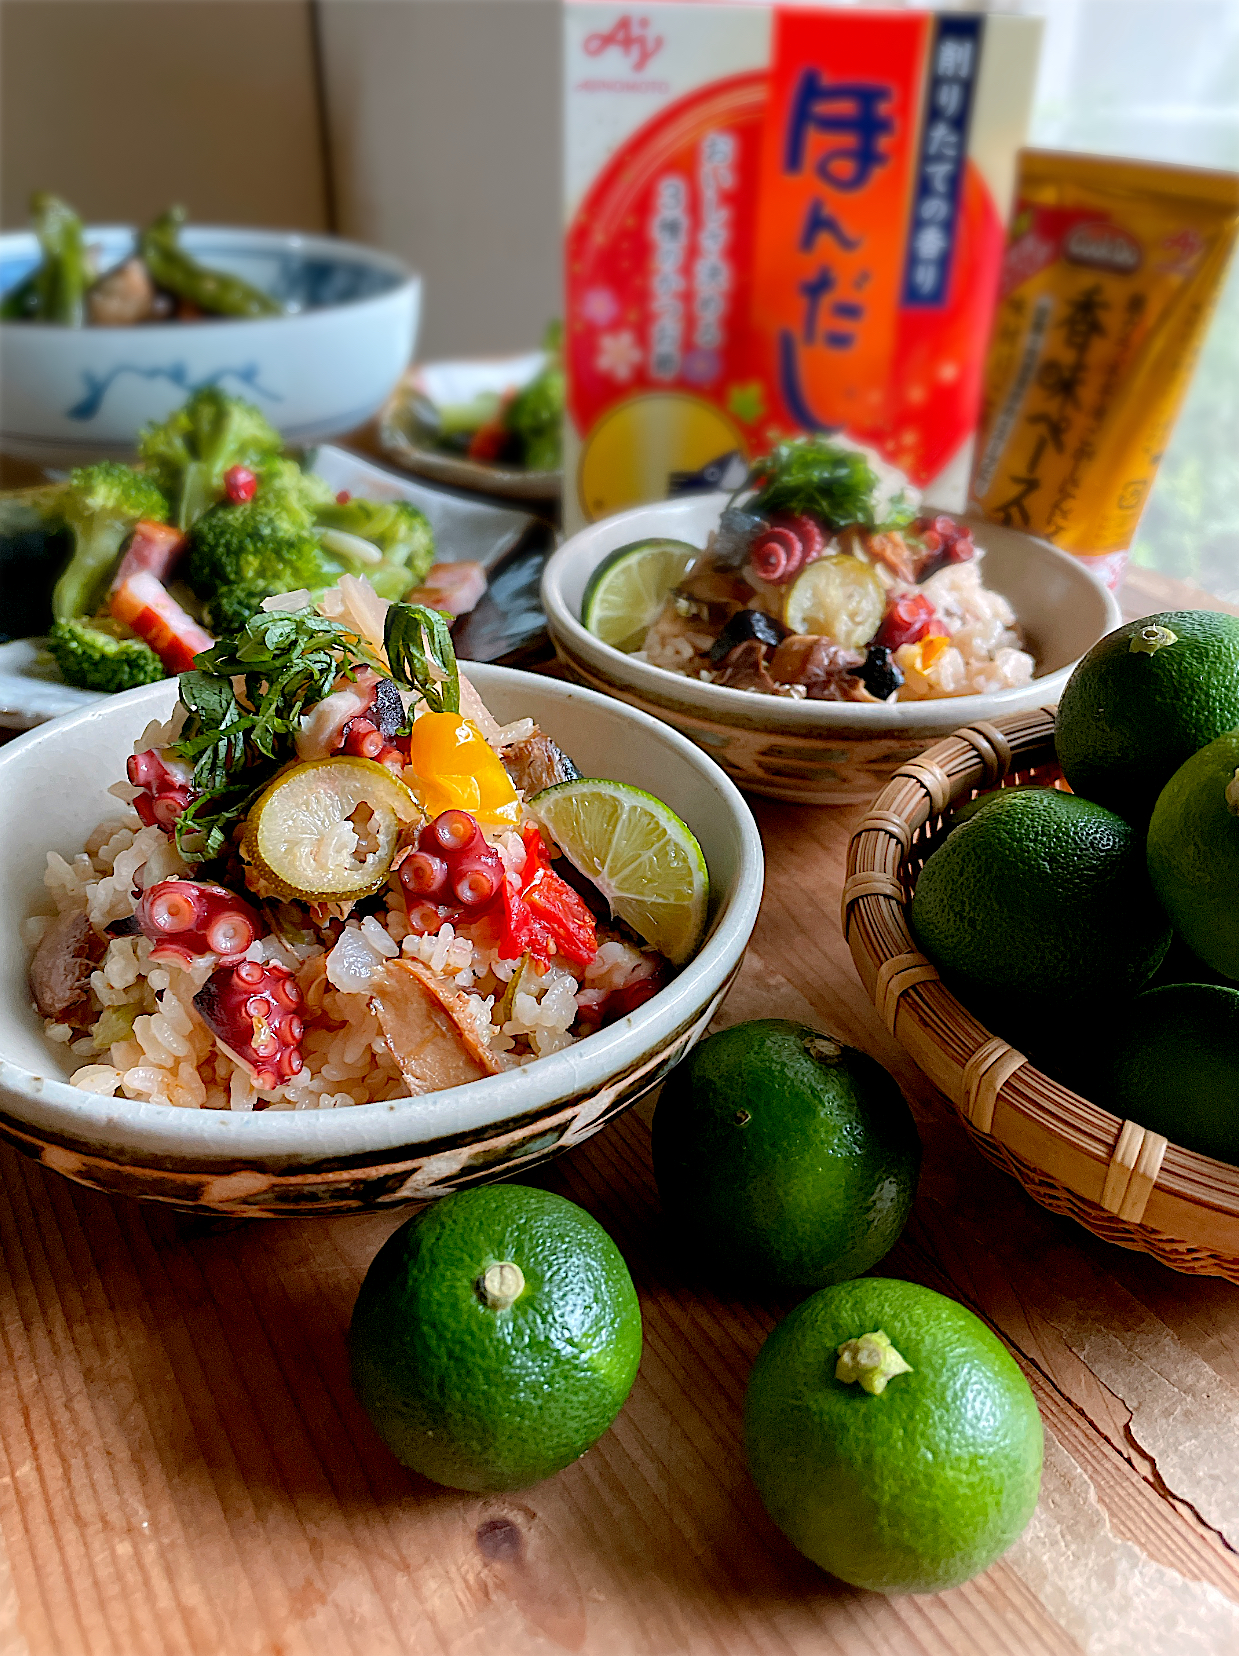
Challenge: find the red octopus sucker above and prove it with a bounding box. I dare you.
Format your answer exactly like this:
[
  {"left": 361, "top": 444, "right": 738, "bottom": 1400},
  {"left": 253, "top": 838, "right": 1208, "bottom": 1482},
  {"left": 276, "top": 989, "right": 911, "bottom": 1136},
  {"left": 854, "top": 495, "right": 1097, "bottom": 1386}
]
[
  {"left": 134, "top": 879, "right": 265, "bottom": 967},
  {"left": 194, "top": 959, "right": 305, "bottom": 1096},
  {"left": 340, "top": 716, "right": 409, "bottom": 775},
  {"left": 748, "top": 513, "right": 828, "bottom": 585},
  {"left": 399, "top": 810, "right": 505, "bottom": 919},
  {"left": 910, "top": 513, "right": 975, "bottom": 578},
  {"left": 128, "top": 748, "right": 194, "bottom": 834}
]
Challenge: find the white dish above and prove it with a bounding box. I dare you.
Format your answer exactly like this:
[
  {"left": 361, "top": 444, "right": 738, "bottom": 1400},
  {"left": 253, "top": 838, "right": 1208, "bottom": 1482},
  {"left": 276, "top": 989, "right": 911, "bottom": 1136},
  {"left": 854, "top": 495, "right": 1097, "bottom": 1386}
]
[
  {"left": 379, "top": 352, "right": 561, "bottom": 501},
  {"left": 416, "top": 352, "right": 547, "bottom": 408},
  {"left": 541, "top": 492, "right": 1123, "bottom": 804},
  {"left": 0, "top": 638, "right": 105, "bottom": 730},
  {"left": 0, "top": 227, "right": 421, "bottom": 465},
  {"left": 0, "top": 666, "right": 762, "bottom": 1214},
  {"left": 0, "top": 444, "right": 536, "bottom": 730}
]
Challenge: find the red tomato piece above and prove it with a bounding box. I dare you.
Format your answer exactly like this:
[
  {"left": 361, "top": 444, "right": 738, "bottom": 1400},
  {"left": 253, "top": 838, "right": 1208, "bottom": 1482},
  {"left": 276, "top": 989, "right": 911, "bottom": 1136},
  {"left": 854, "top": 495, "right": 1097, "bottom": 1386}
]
[
  {"left": 467, "top": 420, "right": 509, "bottom": 463},
  {"left": 523, "top": 869, "right": 598, "bottom": 970},
  {"left": 603, "top": 960, "right": 668, "bottom": 1023},
  {"left": 519, "top": 825, "right": 552, "bottom": 890}
]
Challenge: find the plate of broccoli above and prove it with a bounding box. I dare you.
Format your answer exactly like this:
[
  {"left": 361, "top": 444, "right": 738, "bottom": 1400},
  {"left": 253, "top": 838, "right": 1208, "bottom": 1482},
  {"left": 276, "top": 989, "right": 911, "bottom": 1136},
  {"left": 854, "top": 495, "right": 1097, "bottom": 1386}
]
[
  {"left": 378, "top": 325, "right": 563, "bottom": 501},
  {"left": 0, "top": 386, "right": 541, "bottom": 728}
]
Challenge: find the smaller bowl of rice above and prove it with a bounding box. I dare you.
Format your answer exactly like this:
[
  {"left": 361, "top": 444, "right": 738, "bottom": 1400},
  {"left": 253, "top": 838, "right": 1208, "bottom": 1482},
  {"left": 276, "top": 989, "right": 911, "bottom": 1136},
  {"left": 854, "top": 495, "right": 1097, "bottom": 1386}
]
[
  {"left": 0, "top": 665, "right": 762, "bottom": 1216},
  {"left": 543, "top": 490, "right": 1121, "bottom": 807}
]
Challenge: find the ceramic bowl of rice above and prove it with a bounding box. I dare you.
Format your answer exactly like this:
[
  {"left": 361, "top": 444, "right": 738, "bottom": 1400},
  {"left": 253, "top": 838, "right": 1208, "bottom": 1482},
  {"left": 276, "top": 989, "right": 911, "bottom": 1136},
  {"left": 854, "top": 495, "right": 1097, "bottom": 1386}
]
[
  {"left": 543, "top": 492, "right": 1121, "bottom": 806},
  {"left": 0, "top": 665, "right": 762, "bottom": 1216}
]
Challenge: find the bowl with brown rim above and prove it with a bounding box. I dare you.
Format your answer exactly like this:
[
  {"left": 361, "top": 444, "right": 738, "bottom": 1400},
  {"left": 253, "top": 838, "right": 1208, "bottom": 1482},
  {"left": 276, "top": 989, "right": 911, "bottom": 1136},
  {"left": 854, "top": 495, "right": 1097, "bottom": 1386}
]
[
  {"left": 0, "top": 664, "right": 762, "bottom": 1216},
  {"left": 541, "top": 492, "right": 1121, "bottom": 805}
]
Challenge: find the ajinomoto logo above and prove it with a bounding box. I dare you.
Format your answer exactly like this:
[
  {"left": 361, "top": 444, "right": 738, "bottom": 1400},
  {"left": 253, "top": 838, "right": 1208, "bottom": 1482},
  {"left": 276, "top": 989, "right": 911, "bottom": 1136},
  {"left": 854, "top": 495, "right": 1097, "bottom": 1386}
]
[
  {"left": 1063, "top": 220, "right": 1142, "bottom": 274},
  {"left": 583, "top": 14, "right": 665, "bottom": 74}
]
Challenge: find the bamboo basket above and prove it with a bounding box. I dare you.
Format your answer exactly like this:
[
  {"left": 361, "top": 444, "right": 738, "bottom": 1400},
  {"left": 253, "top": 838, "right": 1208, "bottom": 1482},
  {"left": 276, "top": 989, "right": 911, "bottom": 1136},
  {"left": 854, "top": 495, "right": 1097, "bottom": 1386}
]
[{"left": 844, "top": 706, "right": 1239, "bottom": 1281}]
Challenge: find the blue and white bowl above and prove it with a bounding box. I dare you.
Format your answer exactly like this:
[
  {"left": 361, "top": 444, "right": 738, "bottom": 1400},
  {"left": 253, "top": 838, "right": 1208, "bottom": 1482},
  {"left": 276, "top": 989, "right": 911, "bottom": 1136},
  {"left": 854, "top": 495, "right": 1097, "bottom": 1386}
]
[{"left": 0, "top": 226, "right": 421, "bottom": 464}]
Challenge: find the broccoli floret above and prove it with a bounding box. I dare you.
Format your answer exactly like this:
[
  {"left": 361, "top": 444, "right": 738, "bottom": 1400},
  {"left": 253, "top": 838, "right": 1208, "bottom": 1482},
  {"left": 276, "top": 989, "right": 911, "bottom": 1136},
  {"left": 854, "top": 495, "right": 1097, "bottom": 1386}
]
[
  {"left": 46, "top": 618, "right": 165, "bottom": 691},
  {"left": 313, "top": 497, "right": 435, "bottom": 600},
  {"left": 50, "top": 462, "right": 169, "bottom": 622},
  {"left": 138, "top": 386, "right": 284, "bottom": 531},
  {"left": 506, "top": 362, "right": 564, "bottom": 470},
  {"left": 253, "top": 455, "right": 336, "bottom": 529},
  {"left": 200, "top": 582, "right": 273, "bottom": 635},
  {"left": 186, "top": 499, "right": 329, "bottom": 610},
  {"left": 506, "top": 322, "right": 563, "bottom": 470},
  {"left": 187, "top": 481, "right": 436, "bottom": 623}
]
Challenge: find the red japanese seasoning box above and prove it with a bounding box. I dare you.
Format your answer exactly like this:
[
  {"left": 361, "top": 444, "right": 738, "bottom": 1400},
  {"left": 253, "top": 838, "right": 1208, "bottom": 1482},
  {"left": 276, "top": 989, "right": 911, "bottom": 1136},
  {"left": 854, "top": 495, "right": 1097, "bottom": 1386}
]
[{"left": 563, "top": 3, "right": 1043, "bottom": 532}]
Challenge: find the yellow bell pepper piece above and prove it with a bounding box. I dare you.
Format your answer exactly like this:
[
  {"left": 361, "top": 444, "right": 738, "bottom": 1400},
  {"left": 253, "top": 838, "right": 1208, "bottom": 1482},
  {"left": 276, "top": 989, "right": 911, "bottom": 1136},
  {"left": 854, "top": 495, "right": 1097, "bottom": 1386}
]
[
  {"left": 405, "top": 713, "right": 521, "bottom": 825},
  {"left": 916, "top": 634, "right": 952, "bottom": 670}
]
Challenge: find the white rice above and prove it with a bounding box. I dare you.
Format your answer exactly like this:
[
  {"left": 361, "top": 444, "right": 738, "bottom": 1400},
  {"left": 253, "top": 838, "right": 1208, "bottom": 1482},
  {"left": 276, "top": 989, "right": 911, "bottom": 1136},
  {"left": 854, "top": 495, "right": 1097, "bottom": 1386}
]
[
  {"left": 33, "top": 809, "right": 655, "bottom": 1112},
  {"left": 640, "top": 542, "right": 1035, "bottom": 699},
  {"left": 892, "top": 562, "right": 1034, "bottom": 700}
]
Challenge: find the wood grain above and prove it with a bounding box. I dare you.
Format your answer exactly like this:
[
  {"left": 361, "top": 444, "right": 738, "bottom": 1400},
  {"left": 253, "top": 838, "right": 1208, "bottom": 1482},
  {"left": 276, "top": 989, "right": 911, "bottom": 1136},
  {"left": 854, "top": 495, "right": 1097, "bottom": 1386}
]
[{"left": 2, "top": 571, "right": 1239, "bottom": 1654}]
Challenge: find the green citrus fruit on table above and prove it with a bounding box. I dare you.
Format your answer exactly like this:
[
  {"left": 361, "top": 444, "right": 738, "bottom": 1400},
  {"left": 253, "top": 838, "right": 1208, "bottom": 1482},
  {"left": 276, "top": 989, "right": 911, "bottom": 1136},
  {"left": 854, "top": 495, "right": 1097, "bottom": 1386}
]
[
  {"left": 651, "top": 1020, "right": 921, "bottom": 1292},
  {"left": 744, "top": 1278, "right": 1043, "bottom": 1595},
  {"left": 910, "top": 786, "right": 1170, "bottom": 1006},
  {"left": 349, "top": 1184, "right": 642, "bottom": 1491},
  {"left": 1147, "top": 728, "right": 1239, "bottom": 980},
  {"left": 1055, "top": 610, "right": 1239, "bottom": 823},
  {"left": 1102, "top": 984, "right": 1239, "bottom": 1163}
]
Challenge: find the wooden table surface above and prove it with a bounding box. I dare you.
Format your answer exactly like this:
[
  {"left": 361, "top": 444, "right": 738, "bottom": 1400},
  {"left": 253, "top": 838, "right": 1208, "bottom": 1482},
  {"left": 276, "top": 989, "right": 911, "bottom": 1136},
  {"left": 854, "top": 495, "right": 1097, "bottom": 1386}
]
[{"left": 3, "top": 567, "right": 1239, "bottom": 1656}]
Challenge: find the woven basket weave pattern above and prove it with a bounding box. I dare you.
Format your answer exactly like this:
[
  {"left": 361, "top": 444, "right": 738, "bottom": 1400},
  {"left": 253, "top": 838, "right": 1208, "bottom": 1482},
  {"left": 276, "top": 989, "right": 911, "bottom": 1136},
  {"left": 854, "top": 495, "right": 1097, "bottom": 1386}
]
[{"left": 845, "top": 708, "right": 1239, "bottom": 1283}]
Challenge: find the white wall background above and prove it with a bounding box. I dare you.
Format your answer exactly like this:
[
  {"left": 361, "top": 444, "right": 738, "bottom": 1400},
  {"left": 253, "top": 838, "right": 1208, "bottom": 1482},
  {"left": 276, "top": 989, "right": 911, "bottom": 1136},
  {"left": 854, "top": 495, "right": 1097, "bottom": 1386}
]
[
  {"left": 318, "top": 0, "right": 562, "bottom": 360},
  {"left": 0, "top": 0, "right": 330, "bottom": 232}
]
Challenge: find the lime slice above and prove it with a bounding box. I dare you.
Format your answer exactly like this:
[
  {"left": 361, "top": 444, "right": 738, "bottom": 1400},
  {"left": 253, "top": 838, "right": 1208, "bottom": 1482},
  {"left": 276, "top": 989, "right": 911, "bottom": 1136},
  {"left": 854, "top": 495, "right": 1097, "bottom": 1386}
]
[
  {"left": 581, "top": 538, "right": 700, "bottom": 653},
  {"left": 783, "top": 554, "right": 885, "bottom": 649},
  {"left": 241, "top": 756, "right": 420, "bottom": 902},
  {"left": 529, "top": 779, "right": 708, "bottom": 966}
]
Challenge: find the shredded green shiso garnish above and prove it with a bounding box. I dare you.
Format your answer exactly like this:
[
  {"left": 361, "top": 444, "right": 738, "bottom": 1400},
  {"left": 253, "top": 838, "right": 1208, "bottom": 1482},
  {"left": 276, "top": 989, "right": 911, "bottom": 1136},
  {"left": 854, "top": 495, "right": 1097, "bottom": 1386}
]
[
  {"left": 734, "top": 435, "right": 915, "bottom": 531},
  {"left": 170, "top": 602, "right": 458, "bottom": 861}
]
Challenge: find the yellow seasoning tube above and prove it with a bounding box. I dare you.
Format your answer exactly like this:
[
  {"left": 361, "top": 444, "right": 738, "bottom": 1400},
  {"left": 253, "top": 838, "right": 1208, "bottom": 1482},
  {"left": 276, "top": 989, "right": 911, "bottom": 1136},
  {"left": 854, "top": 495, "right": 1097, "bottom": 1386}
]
[{"left": 969, "top": 150, "right": 1239, "bottom": 588}]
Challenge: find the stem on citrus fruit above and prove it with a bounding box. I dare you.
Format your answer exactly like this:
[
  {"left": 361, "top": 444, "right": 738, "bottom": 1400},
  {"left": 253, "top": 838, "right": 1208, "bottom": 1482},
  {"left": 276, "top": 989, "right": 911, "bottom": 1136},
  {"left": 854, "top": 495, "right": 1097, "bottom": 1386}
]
[
  {"left": 1129, "top": 624, "right": 1178, "bottom": 656},
  {"left": 804, "top": 1035, "right": 843, "bottom": 1064},
  {"left": 478, "top": 1261, "right": 525, "bottom": 1311},
  {"left": 835, "top": 1330, "right": 912, "bottom": 1395}
]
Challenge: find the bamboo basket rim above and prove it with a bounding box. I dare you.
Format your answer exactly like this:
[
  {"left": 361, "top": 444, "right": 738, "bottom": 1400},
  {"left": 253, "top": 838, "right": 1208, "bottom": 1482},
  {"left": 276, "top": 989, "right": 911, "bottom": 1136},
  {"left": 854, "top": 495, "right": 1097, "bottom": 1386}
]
[{"left": 844, "top": 706, "right": 1239, "bottom": 1271}]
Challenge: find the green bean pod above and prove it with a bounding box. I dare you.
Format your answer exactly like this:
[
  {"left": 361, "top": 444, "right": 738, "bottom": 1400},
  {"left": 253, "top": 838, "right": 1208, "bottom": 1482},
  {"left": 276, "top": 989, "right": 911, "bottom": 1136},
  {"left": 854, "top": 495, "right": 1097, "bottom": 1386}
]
[
  {"left": 30, "top": 193, "right": 88, "bottom": 326},
  {"left": 140, "top": 207, "right": 283, "bottom": 319}
]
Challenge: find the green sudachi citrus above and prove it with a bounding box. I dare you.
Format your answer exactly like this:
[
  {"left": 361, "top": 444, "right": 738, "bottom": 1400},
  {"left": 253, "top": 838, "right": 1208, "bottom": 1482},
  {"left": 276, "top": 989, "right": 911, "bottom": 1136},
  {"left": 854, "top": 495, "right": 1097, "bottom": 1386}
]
[
  {"left": 349, "top": 1184, "right": 642, "bottom": 1492},
  {"left": 1102, "top": 984, "right": 1239, "bottom": 1163},
  {"left": 1147, "top": 728, "right": 1239, "bottom": 980},
  {"left": 910, "top": 787, "right": 1170, "bottom": 1006},
  {"left": 744, "top": 1278, "right": 1043, "bottom": 1595},
  {"left": 1054, "top": 610, "right": 1239, "bottom": 824},
  {"left": 652, "top": 1020, "right": 920, "bottom": 1292}
]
